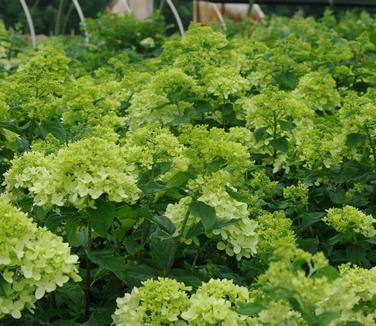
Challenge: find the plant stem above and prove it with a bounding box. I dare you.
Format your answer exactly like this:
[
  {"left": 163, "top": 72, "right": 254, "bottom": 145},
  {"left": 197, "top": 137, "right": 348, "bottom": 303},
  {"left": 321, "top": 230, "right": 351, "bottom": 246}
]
[
  {"left": 365, "top": 125, "right": 376, "bottom": 174},
  {"left": 165, "top": 209, "right": 191, "bottom": 276},
  {"left": 84, "top": 223, "right": 92, "bottom": 321}
]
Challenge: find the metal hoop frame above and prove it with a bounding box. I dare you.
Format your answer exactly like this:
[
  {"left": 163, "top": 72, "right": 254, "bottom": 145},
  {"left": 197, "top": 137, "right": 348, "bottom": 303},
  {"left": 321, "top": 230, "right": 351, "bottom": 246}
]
[
  {"left": 19, "top": 0, "right": 36, "bottom": 49},
  {"left": 120, "top": 0, "right": 132, "bottom": 13},
  {"left": 166, "top": 0, "right": 185, "bottom": 37},
  {"left": 211, "top": 3, "right": 227, "bottom": 30}
]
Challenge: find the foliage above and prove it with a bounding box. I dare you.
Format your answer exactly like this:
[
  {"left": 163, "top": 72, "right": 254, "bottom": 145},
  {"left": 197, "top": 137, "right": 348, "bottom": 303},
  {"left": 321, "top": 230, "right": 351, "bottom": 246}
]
[{"left": 0, "top": 8, "right": 376, "bottom": 326}]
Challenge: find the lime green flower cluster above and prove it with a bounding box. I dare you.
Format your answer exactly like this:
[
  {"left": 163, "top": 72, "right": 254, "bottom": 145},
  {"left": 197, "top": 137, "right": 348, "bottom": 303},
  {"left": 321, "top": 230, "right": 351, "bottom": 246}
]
[
  {"left": 61, "top": 75, "right": 126, "bottom": 137},
  {"left": 113, "top": 278, "right": 250, "bottom": 326},
  {"left": 283, "top": 183, "right": 309, "bottom": 206},
  {"left": 256, "top": 211, "right": 296, "bottom": 255},
  {"left": 178, "top": 125, "right": 252, "bottom": 178},
  {"left": 293, "top": 116, "right": 346, "bottom": 169},
  {"left": 113, "top": 278, "right": 190, "bottom": 326},
  {"left": 293, "top": 72, "right": 341, "bottom": 113},
  {"left": 127, "top": 68, "right": 201, "bottom": 130},
  {"left": 0, "top": 91, "right": 8, "bottom": 121},
  {"left": 4, "top": 137, "right": 140, "bottom": 209},
  {"left": 162, "top": 24, "right": 228, "bottom": 78},
  {"left": 182, "top": 279, "right": 250, "bottom": 325},
  {"left": 0, "top": 200, "right": 80, "bottom": 319},
  {"left": 166, "top": 171, "right": 258, "bottom": 260},
  {"left": 1, "top": 48, "right": 70, "bottom": 121},
  {"left": 203, "top": 66, "right": 249, "bottom": 101},
  {"left": 317, "top": 264, "right": 376, "bottom": 325},
  {"left": 323, "top": 206, "right": 376, "bottom": 238},
  {"left": 121, "top": 126, "right": 190, "bottom": 181}
]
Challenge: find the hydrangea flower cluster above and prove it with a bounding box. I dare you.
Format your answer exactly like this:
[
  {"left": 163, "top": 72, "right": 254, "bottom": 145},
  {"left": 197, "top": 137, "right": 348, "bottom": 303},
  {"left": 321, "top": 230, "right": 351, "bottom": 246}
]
[
  {"left": 256, "top": 210, "right": 296, "bottom": 255},
  {"left": 293, "top": 72, "right": 341, "bottom": 113},
  {"left": 121, "top": 126, "right": 190, "bottom": 181},
  {"left": 323, "top": 205, "right": 376, "bottom": 238},
  {"left": 113, "top": 278, "right": 190, "bottom": 325},
  {"left": 165, "top": 171, "right": 258, "bottom": 260},
  {"left": 113, "top": 278, "right": 250, "bottom": 326},
  {"left": 127, "top": 69, "right": 201, "bottom": 130},
  {"left": 0, "top": 200, "right": 80, "bottom": 319},
  {"left": 181, "top": 279, "right": 250, "bottom": 325},
  {"left": 4, "top": 137, "right": 140, "bottom": 209},
  {"left": 61, "top": 75, "right": 126, "bottom": 137},
  {"left": 1, "top": 48, "right": 70, "bottom": 121}
]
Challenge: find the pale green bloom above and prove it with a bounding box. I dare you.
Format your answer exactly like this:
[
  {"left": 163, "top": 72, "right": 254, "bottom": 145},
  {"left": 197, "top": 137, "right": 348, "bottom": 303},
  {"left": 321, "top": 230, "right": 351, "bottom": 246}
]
[
  {"left": 113, "top": 278, "right": 190, "bottom": 326},
  {"left": 5, "top": 137, "right": 140, "bottom": 209},
  {"left": 181, "top": 279, "right": 250, "bottom": 326},
  {"left": 323, "top": 205, "right": 376, "bottom": 238},
  {"left": 0, "top": 200, "right": 80, "bottom": 319}
]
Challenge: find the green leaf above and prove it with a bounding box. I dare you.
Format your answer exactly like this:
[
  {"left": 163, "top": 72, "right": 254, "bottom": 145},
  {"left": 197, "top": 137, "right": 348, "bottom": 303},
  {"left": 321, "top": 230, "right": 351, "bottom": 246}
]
[
  {"left": 116, "top": 204, "right": 137, "bottom": 220},
  {"left": 271, "top": 137, "right": 289, "bottom": 152},
  {"left": 238, "top": 303, "right": 264, "bottom": 316},
  {"left": 167, "top": 170, "right": 195, "bottom": 188},
  {"left": 124, "top": 264, "right": 157, "bottom": 288},
  {"left": 300, "top": 212, "right": 325, "bottom": 229},
  {"left": 139, "top": 180, "right": 168, "bottom": 195},
  {"left": 189, "top": 201, "right": 216, "bottom": 232},
  {"left": 280, "top": 120, "right": 296, "bottom": 131},
  {"left": 343, "top": 322, "right": 363, "bottom": 326},
  {"left": 225, "top": 186, "right": 250, "bottom": 203},
  {"left": 40, "top": 120, "right": 67, "bottom": 143},
  {"left": 150, "top": 234, "right": 176, "bottom": 271},
  {"left": 214, "top": 218, "right": 240, "bottom": 229},
  {"left": 65, "top": 216, "right": 80, "bottom": 247},
  {"left": 0, "top": 121, "right": 23, "bottom": 134},
  {"left": 328, "top": 189, "right": 345, "bottom": 205},
  {"left": 276, "top": 71, "right": 299, "bottom": 90},
  {"left": 317, "top": 311, "right": 340, "bottom": 326},
  {"left": 339, "top": 160, "right": 369, "bottom": 182},
  {"left": 254, "top": 127, "right": 268, "bottom": 142},
  {"left": 313, "top": 266, "right": 340, "bottom": 282},
  {"left": 346, "top": 133, "right": 366, "bottom": 148},
  {"left": 146, "top": 215, "right": 176, "bottom": 235},
  {"left": 0, "top": 274, "right": 7, "bottom": 297},
  {"left": 88, "top": 250, "right": 126, "bottom": 281},
  {"left": 206, "top": 156, "right": 227, "bottom": 175},
  {"left": 88, "top": 202, "right": 115, "bottom": 238},
  {"left": 186, "top": 222, "right": 205, "bottom": 239}
]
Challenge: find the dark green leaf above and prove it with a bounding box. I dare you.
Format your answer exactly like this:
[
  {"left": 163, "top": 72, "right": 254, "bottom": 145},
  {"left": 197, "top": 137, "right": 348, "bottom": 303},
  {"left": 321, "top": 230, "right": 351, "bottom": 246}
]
[
  {"left": 238, "top": 303, "right": 264, "bottom": 316},
  {"left": 189, "top": 201, "right": 216, "bottom": 232},
  {"left": 167, "top": 170, "right": 195, "bottom": 188},
  {"left": 0, "top": 274, "right": 6, "bottom": 297},
  {"left": 346, "top": 133, "right": 366, "bottom": 147},
  {"left": 276, "top": 71, "right": 299, "bottom": 90},
  {"left": 116, "top": 204, "right": 137, "bottom": 220},
  {"left": 88, "top": 250, "right": 126, "bottom": 281},
  {"left": 40, "top": 120, "right": 67, "bottom": 143},
  {"left": 65, "top": 216, "right": 80, "bottom": 247},
  {"left": 124, "top": 264, "right": 157, "bottom": 288},
  {"left": 146, "top": 215, "right": 176, "bottom": 235},
  {"left": 150, "top": 235, "right": 176, "bottom": 271},
  {"left": 225, "top": 186, "right": 250, "bottom": 203},
  {"left": 300, "top": 212, "right": 325, "bottom": 229},
  {"left": 318, "top": 311, "right": 340, "bottom": 326},
  {"left": 206, "top": 156, "right": 227, "bottom": 175},
  {"left": 186, "top": 222, "right": 205, "bottom": 239},
  {"left": 254, "top": 127, "right": 268, "bottom": 142},
  {"left": 280, "top": 120, "right": 296, "bottom": 131},
  {"left": 139, "top": 180, "right": 168, "bottom": 195},
  {"left": 313, "top": 266, "right": 340, "bottom": 282},
  {"left": 214, "top": 218, "right": 240, "bottom": 229},
  {"left": 88, "top": 202, "right": 115, "bottom": 238},
  {"left": 271, "top": 137, "right": 289, "bottom": 152}
]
